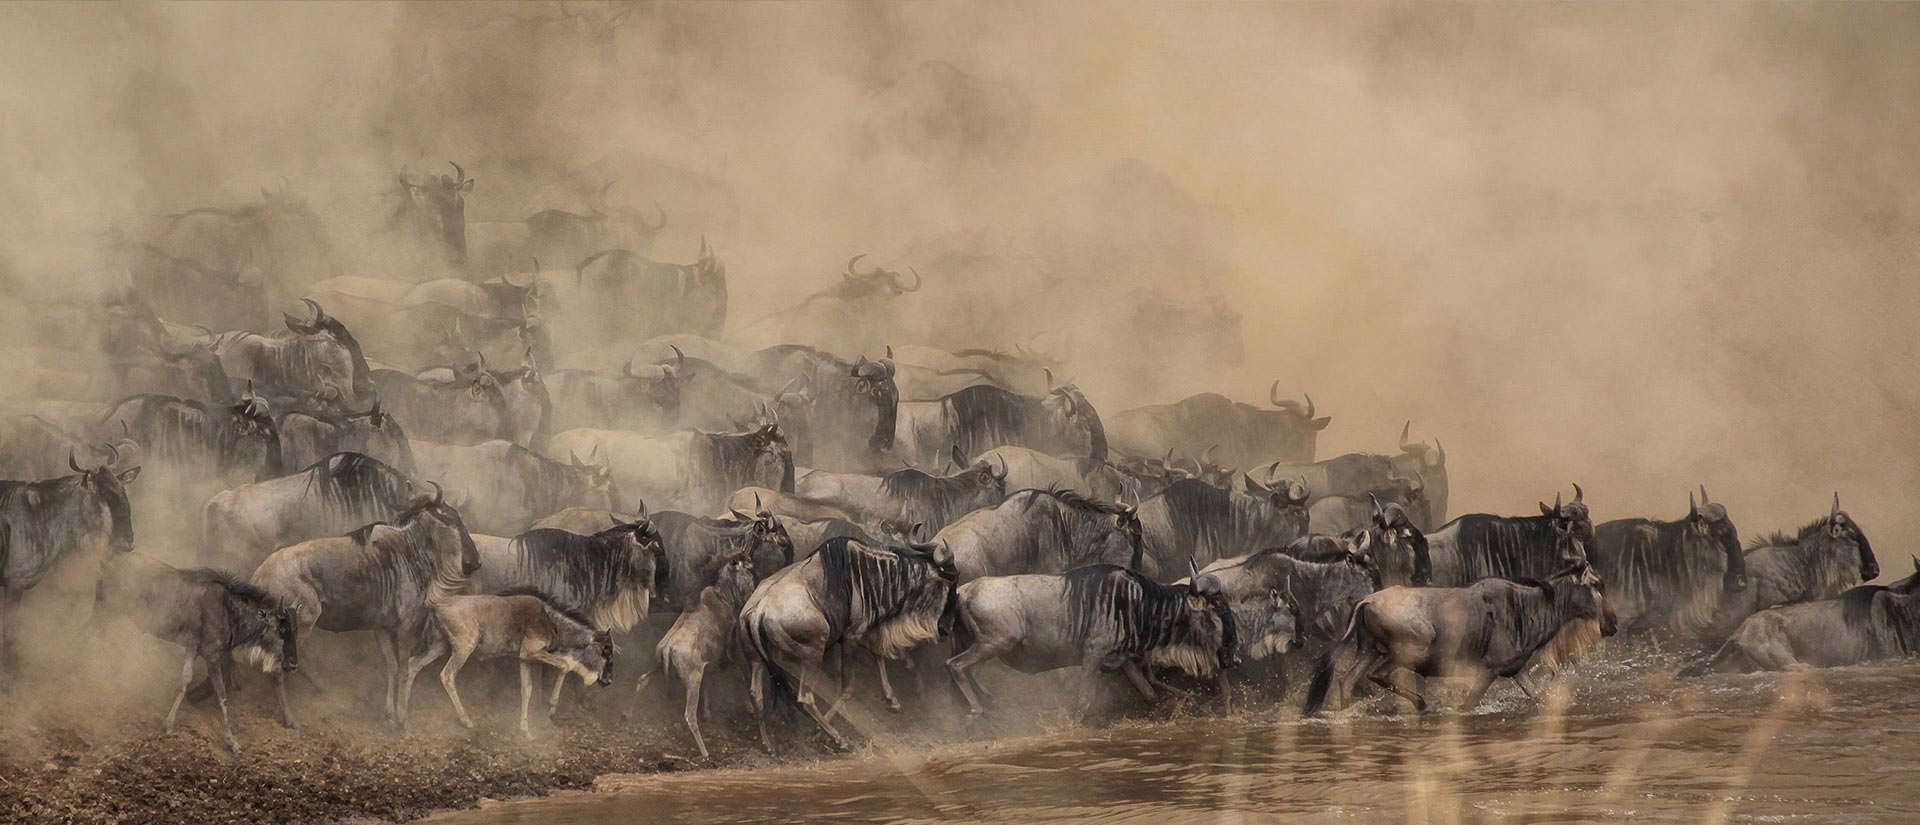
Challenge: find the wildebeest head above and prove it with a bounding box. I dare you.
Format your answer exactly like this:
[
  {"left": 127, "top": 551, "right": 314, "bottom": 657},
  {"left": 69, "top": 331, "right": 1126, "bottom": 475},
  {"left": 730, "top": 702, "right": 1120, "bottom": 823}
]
[
  {"left": 1351, "top": 492, "right": 1429, "bottom": 587},
  {"left": 554, "top": 628, "right": 616, "bottom": 688},
  {"left": 714, "top": 552, "right": 757, "bottom": 607},
  {"left": 1186, "top": 445, "right": 1236, "bottom": 489},
  {"left": 1270, "top": 384, "right": 1332, "bottom": 431},
  {"left": 396, "top": 161, "right": 474, "bottom": 263},
  {"left": 1686, "top": 485, "right": 1747, "bottom": 592},
  {"left": 1550, "top": 556, "right": 1618, "bottom": 638},
  {"left": 848, "top": 353, "right": 900, "bottom": 452},
  {"left": 843, "top": 253, "right": 924, "bottom": 297},
  {"left": 399, "top": 482, "right": 482, "bottom": 577},
  {"left": 1822, "top": 492, "right": 1878, "bottom": 582},
  {"left": 1537, "top": 483, "right": 1595, "bottom": 561},
  {"left": 1185, "top": 562, "right": 1241, "bottom": 670},
  {"left": 68, "top": 444, "right": 141, "bottom": 551},
  {"left": 622, "top": 344, "right": 688, "bottom": 412},
  {"left": 1041, "top": 371, "right": 1108, "bottom": 467},
  {"left": 728, "top": 494, "right": 797, "bottom": 568},
  {"left": 1242, "top": 472, "right": 1312, "bottom": 536},
  {"left": 281, "top": 298, "right": 368, "bottom": 405},
  {"left": 566, "top": 446, "right": 623, "bottom": 509},
  {"left": 257, "top": 601, "right": 301, "bottom": 674}
]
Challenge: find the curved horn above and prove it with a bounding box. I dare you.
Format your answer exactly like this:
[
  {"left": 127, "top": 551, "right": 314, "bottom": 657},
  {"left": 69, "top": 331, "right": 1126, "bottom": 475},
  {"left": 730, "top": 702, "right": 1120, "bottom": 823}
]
[
  {"left": 1699, "top": 484, "right": 1711, "bottom": 506},
  {"left": 1689, "top": 491, "right": 1699, "bottom": 519},
  {"left": 1832, "top": 491, "right": 1841, "bottom": 520},
  {"left": 1303, "top": 394, "right": 1315, "bottom": 421},
  {"left": 1270, "top": 380, "right": 1283, "bottom": 407},
  {"left": 1400, "top": 420, "right": 1413, "bottom": 451},
  {"left": 1572, "top": 482, "right": 1583, "bottom": 504},
  {"left": 752, "top": 491, "right": 763, "bottom": 512},
  {"left": 1187, "top": 558, "right": 1203, "bottom": 584},
  {"left": 301, "top": 297, "right": 326, "bottom": 325},
  {"left": 1368, "top": 491, "right": 1384, "bottom": 520},
  {"left": 992, "top": 453, "right": 1007, "bottom": 480},
  {"left": 846, "top": 253, "right": 867, "bottom": 278},
  {"left": 669, "top": 344, "right": 685, "bottom": 373},
  {"left": 427, "top": 480, "right": 444, "bottom": 507},
  {"left": 1554, "top": 491, "right": 1563, "bottom": 512},
  {"left": 899, "top": 267, "right": 922, "bottom": 292},
  {"left": 1201, "top": 444, "right": 1218, "bottom": 467},
  {"left": 448, "top": 160, "right": 465, "bottom": 182},
  {"left": 1262, "top": 459, "right": 1285, "bottom": 485},
  {"left": 885, "top": 345, "right": 894, "bottom": 361},
  {"left": 68, "top": 449, "right": 84, "bottom": 474},
  {"left": 1043, "top": 367, "right": 1056, "bottom": 392},
  {"left": 1434, "top": 438, "right": 1446, "bottom": 466}
]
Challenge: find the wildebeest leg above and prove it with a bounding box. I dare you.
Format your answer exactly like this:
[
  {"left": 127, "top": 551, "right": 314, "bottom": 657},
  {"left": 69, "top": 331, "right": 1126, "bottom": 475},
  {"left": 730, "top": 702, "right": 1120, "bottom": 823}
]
[
  {"left": 399, "top": 635, "right": 449, "bottom": 728},
  {"left": 0, "top": 588, "right": 19, "bottom": 687},
  {"left": 547, "top": 667, "right": 571, "bottom": 717},
  {"left": 748, "top": 659, "right": 775, "bottom": 753},
  {"left": 875, "top": 657, "right": 901, "bottom": 713},
  {"left": 684, "top": 663, "right": 709, "bottom": 759},
  {"left": 274, "top": 671, "right": 298, "bottom": 729},
  {"left": 162, "top": 650, "right": 197, "bottom": 733},
  {"left": 1119, "top": 660, "right": 1158, "bottom": 704},
  {"left": 1366, "top": 662, "right": 1427, "bottom": 713},
  {"left": 821, "top": 645, "right": 855, "bottom": 722},
  {"left": 207, "top": 654, "right": 239, "bottom": 753},
  {"left": 376, "top": 631, "right": 401, "bottom": 725},
  {"left": 1513, "top": 670, "right": 1544, "bottom": 703},
  {"left": 518, "top": 661, "right": 537, "bottom": 739},
  {"left": 794, "top": 656, "right": 849, "bottom": 749},
  {"left": 945, "top": 636, "right": 1011, "bottom": 716},
  {"left": 1458, "top": 670, "right": 1498, "bottom": 713},
  {"left": 1216, "top": 673, "right": 1232, "bottom": 715},
  {"left": 440, "top": 643, "right": 477, "bottom": 729}
]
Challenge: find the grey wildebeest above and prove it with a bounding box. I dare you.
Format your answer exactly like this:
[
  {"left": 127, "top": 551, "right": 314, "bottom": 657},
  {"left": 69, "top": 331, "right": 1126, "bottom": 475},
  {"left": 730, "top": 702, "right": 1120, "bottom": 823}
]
[
  {"left": 631, "top": 552, "right": 755, "bottom": 759},
  {"left": 974, "top": 446, "right": 1179, "bottom": 504},
  {"left": 934, "top": 487, "right": 1144, "bottom": 582},
  {"left": 393, "top": 162, "right": 475, "bottom": 265},
  {"left": 902, "top": 376, "right": 1107, "bottom": 477},
  {"left": 1422, "top": 485, "right": 1594, "bottom": 587},
  {"left": 103, "top": 390, "right": 286, "bottom": 485},
  {"left": 946, "top": 562, "right": 1242, "bottom": 719},
  {"left": 567, "top": 241, "right": 727, "bottom": 347},
  {"left": 1135, "top": 477, "right": 1312, "bottom": 580},
  {"left": 1319, "top": 494, "right": 1431, "bottom": 588},
  {"left": 789, "top": 448, "right": 1007, "bottom": 533},
  {"left": 1106, "top": 383, "right": 1330, "bottom": 471},
  {"left": 725, "top": 487, "right": 856, "bottom": 523},
  {"left": 372, "top": 357, "right": 550, "bottom": 448},
  {"left": 201, "top": 452, "right": 415, "bottom": 569},
  {"left": 1200, "top": 539, "right": 1382, "bottom": 652},
  {"left": 526, "top": 188, "right": 667, "bottom": 264},
  {"left": 1258, "top": 420, "right": 1448, "bottom": 532},
  {"left": 467, "top": 518, "right": 661, "bottom": 635},
  {"left": 0, "top": 447, "right": 139, "bottom": 682},
  {"left": 400, "top": 589, "right": 613, "bottom": 738},
  {"left": 739, "top": 535, "right": 957, "bottom": 751},
  {"left": 250, "top": 484, "right": 480, "bottom": 727},
  {"left": 1703, "top": 494, "right": 1877, "bottom": 641},
  {"left": 739, "top": 346, "right": 897, "bottom": 469},
  {"left": 275, "top": 400, "right": 414, "bottom": 473},
  {"left": 545, "top": 347, "right": 687, "bottom": 434},
  {"left": 777, "top": 515, "right": 881, "bottom": 561},
  {"left": 1681, "top": 560, "right": 1920, "bottom": 675},
  {"left": 411, "top": 439, "right": 620, "bottom": 536},
  {"left": 1304, "top": 547, "right": 1617, "bottom": 716},
  {"left": 651, "top": 508, "right": 795, "bottom": 611},
  {"left": 543, "top": 423, "right": 791, "bottom": 515},
  {"left": 211, "top": 299, "right": 371, "bottom": 407},
  {"left": 91, "top": 553, "right": 298, "bottom": 752},
  {"left": 1591, "top": 487, "right": 1749, "bottom": 636}
]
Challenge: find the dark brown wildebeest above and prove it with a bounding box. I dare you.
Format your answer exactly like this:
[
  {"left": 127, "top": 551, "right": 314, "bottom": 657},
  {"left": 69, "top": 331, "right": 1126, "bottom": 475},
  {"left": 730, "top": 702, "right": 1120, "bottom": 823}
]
[
  {"left": 91, "top": 552, "right": 298, "bottom": 752},
  {"left": 1592, "top": 486, "right": 1749, "bottom": 636},
  {"left": 103, "top": 389, "right": 286, "bottom": 485},
  {"left": 947, "top": 562, "right": 1250, "bottom": 718},
  {"left": 250, "top": 484, "right": 480, "bottom": 728},
  {"left": 1681, "top": 559, "right": 1920, "bottom": 675},
  {"left": 468, "top": 518, "right": 661, "bottom": 635},
  {"left": 393, "top": 162, "right": 476, "bottom": 264},
  {"left": 650, "top": 507, "right": 795, "bottom": 612},
  {"left": 631, "top": 552, "right": 756, "bottom": 758},
  {"left": 399, "top": 588, "right": 613, "bottom": 738},
  {"left": 1304, "top": 526, "right": 1616, "bottom": 716},
  {"left": 1703, "top": 494, "right": 1877, "bottom": 641}
]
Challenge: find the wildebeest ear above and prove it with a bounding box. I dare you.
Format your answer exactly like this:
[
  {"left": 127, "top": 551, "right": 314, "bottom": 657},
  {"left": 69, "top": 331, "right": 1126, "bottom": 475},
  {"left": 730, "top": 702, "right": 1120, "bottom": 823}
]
[
  {"left": 1242, "top": 473, "right": 1265, "bottom": 494},
  {"left": 458, "top": 177, "right": 475, "bottom": 193},
  {"left": 1539, "top": 501, "right": 1556, "bottom": 517},
  {"left": 114, "top": 466, "right": 140, "bottom": 484}
]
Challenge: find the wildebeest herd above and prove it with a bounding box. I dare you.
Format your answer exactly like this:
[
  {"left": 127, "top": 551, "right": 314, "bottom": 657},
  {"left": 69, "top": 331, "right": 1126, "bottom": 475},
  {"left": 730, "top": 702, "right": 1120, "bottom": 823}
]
[{"left": 0, "top": 164, "right": 1900, "bottom": 759}]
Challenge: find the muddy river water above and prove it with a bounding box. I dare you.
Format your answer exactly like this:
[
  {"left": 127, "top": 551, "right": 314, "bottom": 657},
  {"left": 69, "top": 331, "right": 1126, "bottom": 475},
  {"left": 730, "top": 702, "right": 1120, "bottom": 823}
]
[{"left": 427, "top": 649, "right": 1919, "bottom": 824}]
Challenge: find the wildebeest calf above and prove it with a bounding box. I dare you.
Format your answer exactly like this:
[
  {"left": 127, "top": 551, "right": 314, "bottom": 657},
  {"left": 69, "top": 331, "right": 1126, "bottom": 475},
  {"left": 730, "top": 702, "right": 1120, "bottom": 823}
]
[
  {"left": 631, "top": 553, "right": 756, "bottom": 758},
  {"left": 399, "top": 588, "right": 614, "bottom": 738}
]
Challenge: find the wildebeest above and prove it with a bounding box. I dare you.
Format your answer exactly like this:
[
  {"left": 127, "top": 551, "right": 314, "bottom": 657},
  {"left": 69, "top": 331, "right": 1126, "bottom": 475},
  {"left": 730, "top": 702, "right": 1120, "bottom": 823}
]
[
  {"left": 1199, "top": 540, "right": 1382, "bottom": 651},
  {"left": 371, "top": 357, "right": 549, "bottom": 448},
  {"left": 781, "top": 254, "right": 923, "bottom": 314},
  {"left": 211, "top": 299, "right": 370, "bottom": 407},
  {"left": 1107, "top": 383, "right": 1330, "bottom": 471},
  {"left": 1304, "top": 550, "right": 1617, "bottom": 716},
  {"left": 974, "top": 446, "right": 1175, "bottom": 504},
  {"left": 136, "top": 185, "right": 331, "bottom": 328},
  {"left": 544, "top": 346, "right": 686, "bottom": 433},
  {"left": 103, "top": 390, "right": 285, "bottom": 484},
  {"left": 631, "top": 552, "right": 755, "bottom": 758},
  {"left": 91, "top": 553, "right": 298, "bottom": 752},
  {"left": 1306, "top": 481, "right": 1427, "bottom": 538},
  {"left": 1341, "top": 495, "right": 1432, "bottom": 588},
  {"left": 789, "top": 448, "right": 1007, "bottom": 533},
  {"left": 1135, "top": 477, "right": 1312, "bottom": 579},
  {"left": 1258, "top": 420, "right": 1447, "bottom": 531},
  {"left": 1681, "top": 559, "right": 1920, "bottom": 675},
  {"left": 739, "top": 346, "right": 897, "bottom": 469},
  {"left": 651, "top": 508, "right": 795, "bottom": 611},
  {"left": 1591, "top": 487, "right": 1749, "bottom": 636},
  {"left": 567, "top": 240, "right": 727, "bottom": 345},
  {"left": 250, "top": 485, "right": 480, "bottom": 727},
  {"left": 738, "top": 535, "right": 957, "bottom": 751},
  {"left": 276, "top": 400, "right": 414, "bottom": 473},
  {"left": 0, "top": 447, "right": 139, "bottom": 681},
  {"left": 467, "top": 518, "right": 661, "bottom": 634},
  {"left": 935, "top": 487, "right": 1145, "bottom": 581},
  {"left": 0, "top": 416, "right": 137, "bottom": 481},
  {"left": 399, "top": 589, "right": 613, "bottom": 738},
  {"left": 201, "top": 452, "right": 415, "bottom": 568},
  {"left": 393, "top": 162, "right": 475, "bottom": 265},
  {"left": 524, "top": 183, "right": 667, "bottom": 263},
  {"left": 906, "top": 376, "right": 1107, "bottom": 475},
  {"left": 411, "top": 439, "right": 621, "bottom": 536},
  {"left": 1422, "top": 485, "right": 1593, "bottom": 587},
  {"left": 946, "top": 562, "right": 1242, "bottom": 718},
  {"left": 1391, "top": 422, "right": 1448, "bottom": 530},
  {"left": 543, "top": 424, "right": 792, "bottom": 515},
  {"left": 776, "top": 515, "right": 881, "bottom": 561},
  {"left": 1704, "top": 494, "right": 1877, "bottom": 641}
]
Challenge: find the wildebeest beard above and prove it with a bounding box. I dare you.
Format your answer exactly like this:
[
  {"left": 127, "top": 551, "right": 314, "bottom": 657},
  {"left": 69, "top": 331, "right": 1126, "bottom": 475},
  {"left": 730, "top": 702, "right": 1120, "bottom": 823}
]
[
  {"left": 698, "top": 430, "right": 792, "bottom": 494},
  {"left": 815, "top": 537, "right": 948, "bottom": 657},
  {"left": 184, "top": 568, "right": 297, "bottom": 672}
]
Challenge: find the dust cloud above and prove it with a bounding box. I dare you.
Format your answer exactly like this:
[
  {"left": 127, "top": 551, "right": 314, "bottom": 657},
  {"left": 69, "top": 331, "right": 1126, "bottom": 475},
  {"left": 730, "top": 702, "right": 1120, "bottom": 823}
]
[{"left": 1, "top": 1, "right": 1916, "bottom": 554}]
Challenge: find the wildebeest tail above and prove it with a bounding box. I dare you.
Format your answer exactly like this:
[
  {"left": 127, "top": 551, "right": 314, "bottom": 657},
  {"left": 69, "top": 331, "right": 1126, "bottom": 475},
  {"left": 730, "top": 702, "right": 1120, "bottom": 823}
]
[
  {"left": 1303, "top": 603, "right": 1367, "bottom": 716},
  {"left": 744, "top": 612, "right": 799, "bottom": 714}
]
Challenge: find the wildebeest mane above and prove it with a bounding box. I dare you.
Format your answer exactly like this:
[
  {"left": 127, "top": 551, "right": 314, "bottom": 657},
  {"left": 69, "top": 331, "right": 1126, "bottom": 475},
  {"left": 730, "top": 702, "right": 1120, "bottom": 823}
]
[
  {"left": 1014, "top": 487, "right": 1143, "bottom": 570},
  {"left": 1161, "top": 479, "right": 1234, "bottom": 555},
  {"left": 698, "top": 429, "right": 791, "bottom": 494},
  {"left": 300, "top": 452, "right": 409, "bottom": 524},
  {"left": 507, "top": 527, "right": 652, "bottom": 630},
  {"left": 493, "top": 585, "right": 598, "bottom": 630},
  {"left": 1062, "top": 565, "right": 1217, "bottom": 659},
  {"left": 814, "top": 536, "right": 940, "bottom": 649},
  {"left": 944, "top": 385, "right": 1042, "bottom": 458},
  {"left": 182, "top": 568, "right": 284, "bottom": 610},
  {"left": 1446, "top": 513, "right": 1577, "bottom": 580}
]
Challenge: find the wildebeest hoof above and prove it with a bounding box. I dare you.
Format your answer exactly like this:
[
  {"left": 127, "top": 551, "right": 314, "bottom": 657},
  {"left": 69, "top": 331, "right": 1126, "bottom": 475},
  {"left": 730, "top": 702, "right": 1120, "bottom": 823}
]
[{"left": 884, "top": 699, "right": 902, "bottom": 713}]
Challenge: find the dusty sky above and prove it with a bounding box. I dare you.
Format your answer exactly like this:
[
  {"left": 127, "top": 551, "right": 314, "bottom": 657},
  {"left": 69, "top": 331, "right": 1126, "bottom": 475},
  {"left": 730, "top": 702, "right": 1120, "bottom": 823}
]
[{"left": 1, "top": 2, "right": 1915, "bottom": 560}]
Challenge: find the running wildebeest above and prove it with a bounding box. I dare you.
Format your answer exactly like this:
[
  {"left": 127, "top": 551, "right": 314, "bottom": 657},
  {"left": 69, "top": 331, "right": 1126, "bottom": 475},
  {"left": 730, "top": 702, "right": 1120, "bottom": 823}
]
[
  {"left": 934, "top": 487, "right": 1145, "bottom": 581},
  {"left": 778, "top": 253, "right": 923, "bottom": 315},
  {"left": 739, "top": 535, "right": 957, "bottom": 751},
  {"left": 250, "top": 484, "right": 480, "bottom": 728},
  {"left": 467, "top": 517, "right": 661, "bottom": 634},
  {"left": 1703, "top": 493, "right": 1877, "bottom": 641},
  {"left": 1200, "top": 539, "right": 1382, "bottom": 650},
  {"left": 1681, "top": 559, "right": 1920, "bottom": 676},
  {"left": 1422, "top": 484, "right": 1593, "bottom": 587},
  {"left": 543, "top": 423, "right": 792, "bottom": 514},
  {"left": 91, "top": 552, "right": 298, "bottom": 752},
  {"left": 1591, "top": 486, "right": 1749, "bottom": 636},
  {"left": 399, "top": 588, "right": 613, "bottom": 738},
  {"left": 275, "top": 399, "right": 414, "bottom": 473},
  {"left": 211, "top": 298, "right": 371, "bottom": 407},
  {"left": 790, "top": 447, "right": 1007, "bottom": 533},
  {"left": 1135, "top": 476, "right": 1312, "bottom": 579},
  {"left": 947, "top": 562, "right": 1243, "bottom": 719},
  {"left": 1304, "top": 527, "right": 1617, "bottom": 716},
  {"left": 201, "top": 452, "right": 415, "bottom": 568},
  {"left": 0, "top": 446, "right": 139, "bottom": 682},
  {"left": 651, "top": 507, "right": 795, "bottom": 611},
  {"left": 103, "top": 389, "right": 286, "bottom": 484},
  {"left": 631, "top": 552, "right": 755, "bottom": 759},
  {"left": 393, "top": 162, "right": 475, "bottom": 265},
  {"left": 410, "top": 439, "right": 621, "bottom": 536},
  {"left": 1107, "top": 383, "right": 1330, "bottom": 471}
]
